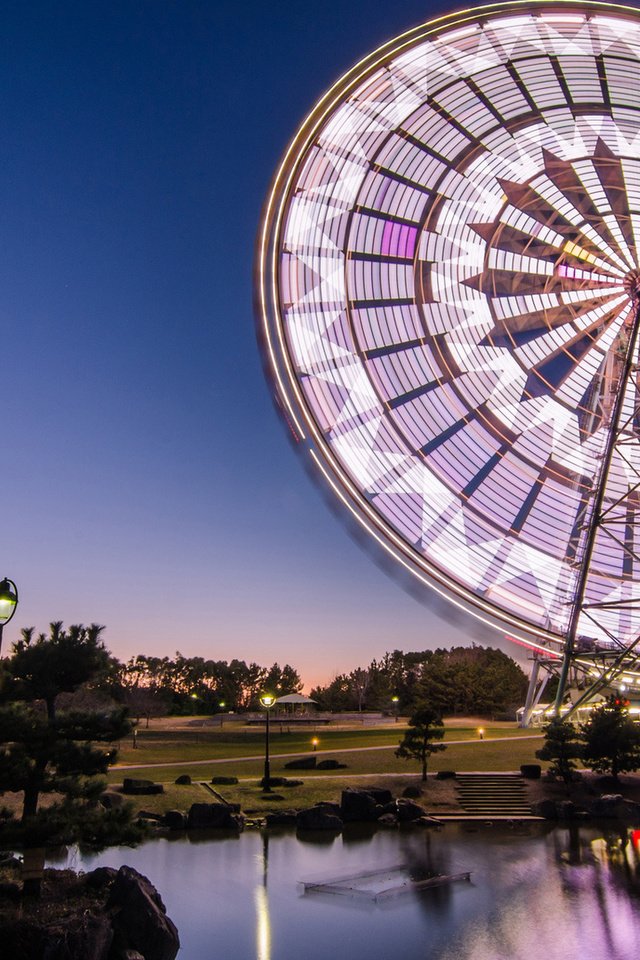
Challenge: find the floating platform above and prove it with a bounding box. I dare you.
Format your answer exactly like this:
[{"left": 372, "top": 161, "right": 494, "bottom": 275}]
[{"left": 300, "top": 864, "right": 471, "bottom": 902}]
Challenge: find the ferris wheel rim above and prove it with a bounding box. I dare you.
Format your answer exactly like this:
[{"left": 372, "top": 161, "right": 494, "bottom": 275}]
[{"left": 256, "top": 0, "right": 640, "bottom": 652}]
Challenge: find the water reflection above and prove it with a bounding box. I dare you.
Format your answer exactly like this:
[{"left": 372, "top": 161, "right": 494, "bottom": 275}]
[
  {"left": 255, "top": 833, "right": 271, "bottom": 960},
  {"left": 52, "top": 823, "right": 640, "bottom": 960}
]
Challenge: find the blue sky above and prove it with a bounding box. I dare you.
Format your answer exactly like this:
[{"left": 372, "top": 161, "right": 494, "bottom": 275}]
[{"left": 0, "top": 0, "right": 519, "bottom": 687}]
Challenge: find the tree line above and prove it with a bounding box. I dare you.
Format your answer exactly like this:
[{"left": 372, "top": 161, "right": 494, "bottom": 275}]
[{"left": 310, "top": 645, "right": 528, "bottom": 718}]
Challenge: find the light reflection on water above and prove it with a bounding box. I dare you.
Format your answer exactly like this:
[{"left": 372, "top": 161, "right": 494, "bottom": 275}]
[{"left": 53, "top": 824, "right": 640, "bottom": 960}]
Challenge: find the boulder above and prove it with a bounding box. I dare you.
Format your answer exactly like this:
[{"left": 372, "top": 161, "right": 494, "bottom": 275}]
[
  {"left": 402, "top": 785, "right": 422, "bottom": 798},
  {"left": 590, "top": 794, "right": 624, "bottom": 817},
  {"left": 163, "top": 810, "right": 187, "bottom": 830},
  {"left": 174, "top": 775, "right": 191, "bottom": 785},
  {"left": 187, "top": 803, "right": 243, "bottom": 830},
  {"left": 84, "top": 867, "right": 118, "bottom": 890},
  {"left": 138, "top": 810, "right": 163, "bottom": 822},
  {"left": 210, "top": 776, "right": 238, "bottom": 785},
  {"left": 555, "top": 800, "right": 581, "bottom": 819},
  {"left": 365, "top": 787, "right": 393, "bottom": 805},
  {"left": 435, "top": 770, "right": 456, "bottom": 780},
  {"left": 315, "top": 801, "right": 341, "bottom": 816},
  {"left": 99, "top": 790, "right": 125, "bottom": 809},
  {"left": 107, "top": 866, "right": 179, "bottom": 960},
  {"left": 122, "top": 778, "right": 164, "bottom": 796},
  {"left": 265, "top": 811, "right": 298, "bottom": 827},
  {"left": 531, "top": 799, "right": 558, "bottom": 819},
  {"left": 315, "top": 759, "right": 347, "bottom": 770},
  {"left": 296, "top": 807, "right": 343, "bottom": 831},
  {"left": 340, "top": 789, "right": 382, "bottom": 822},
  {"left": 520, "top": 764, "right": 542, "bottom": 779},
  {"left": 376, "top": 813, "right": 398, "bottom": 827},
  {"left": 396, "top": 799, "right": 425, "bottom": 822},
  {"left": 416, "top": 815, "right": 442, "bottom": 828},
  {"left": 284, "top": 756, "right": 317, "bottom": 770}
]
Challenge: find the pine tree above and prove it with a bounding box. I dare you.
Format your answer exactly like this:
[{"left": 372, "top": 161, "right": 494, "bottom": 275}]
[
  {"left": 581, "top": 696, "right": 640, "bottom": 782},
  {"left": 395, "top": 704, "right": 446, "bottom": 781},
  {"left": 0, "top": 623, "right": 138, "bottom": 866},
  {"left": 536, "top": 717, "right": 583, "bottom": 786}
]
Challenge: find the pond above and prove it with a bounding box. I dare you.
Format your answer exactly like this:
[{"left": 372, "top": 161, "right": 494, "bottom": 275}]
[{"left": 52, "top": 823, "right": 640, "bottom": 960}]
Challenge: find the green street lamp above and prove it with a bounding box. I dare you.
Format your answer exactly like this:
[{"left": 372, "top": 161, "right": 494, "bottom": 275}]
[
  {"left": 260, "top": 694, "right": 276, "bottom": 793},
  {"left": 0, "top": 578, "right": 18, "bottom": 654}
]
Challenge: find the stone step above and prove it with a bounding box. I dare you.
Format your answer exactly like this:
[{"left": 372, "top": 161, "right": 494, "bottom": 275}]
[{"left": 454, "top": 773, "right": 532, "bottom": 816}]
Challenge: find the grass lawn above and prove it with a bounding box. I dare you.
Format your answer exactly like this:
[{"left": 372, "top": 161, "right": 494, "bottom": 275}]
[
  {"left": 113, "top": 720, "right": 537, "bottom": 768},
  {"left": 107, "top": 733, "right": 545, "bottom": 788}
]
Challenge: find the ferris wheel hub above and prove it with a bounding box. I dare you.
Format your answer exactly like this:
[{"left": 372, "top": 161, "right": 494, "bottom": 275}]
[{"left": 624, "top": 270, "right": 640, "bottom": 304}]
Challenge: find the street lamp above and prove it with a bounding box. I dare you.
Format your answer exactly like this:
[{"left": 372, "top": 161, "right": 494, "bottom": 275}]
[
  {"left": 0, "top": 578, "right": 18, "bottom": 655},
  {"left": 391, "top": 695, "right": 400, "bottom": 722},
  {"left": 260, "top": 694, "right": 276, "bottom": 792}
]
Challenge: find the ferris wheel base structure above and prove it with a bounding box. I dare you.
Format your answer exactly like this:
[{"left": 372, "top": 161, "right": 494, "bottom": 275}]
[{"left": 257, "top": 1, "right": 640, "bottom": 702}]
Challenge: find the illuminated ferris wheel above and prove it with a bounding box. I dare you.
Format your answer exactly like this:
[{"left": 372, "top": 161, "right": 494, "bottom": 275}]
[{"left": 256, "top": 0, "right": 640, "bottom": 720}]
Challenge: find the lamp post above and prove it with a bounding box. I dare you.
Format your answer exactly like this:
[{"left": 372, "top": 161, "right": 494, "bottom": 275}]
[
  {"left": 391, "top": 695, "right": 400, "bottom": 722},
  {"left": 0, "top": 578, "right": 18, "bottom": 655},
  {"left": 260, "top": 694, "right": 276, "bottom": 792}
]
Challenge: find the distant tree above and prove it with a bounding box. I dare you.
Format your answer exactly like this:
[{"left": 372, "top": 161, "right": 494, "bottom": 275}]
[
  {"left": 310, "top": 674, "right": 353, "bottom": 712},
  {"left": 395, "top": 704, "right": 446, "bottom": 781},
  {"left": 350, "top": 668, "right": 370, "bottom": 713},
  {"left": 263, "top": 663, "right": 303, "bottom": 698},
  {"left": 581, "top": 696, "right": 640, "bottom": 782},
  {"left": 0, "top": 623, "right": 138, "bottom": 890},
  {"left": 536, "top": 717, "right": 584, "bottom": 786}
]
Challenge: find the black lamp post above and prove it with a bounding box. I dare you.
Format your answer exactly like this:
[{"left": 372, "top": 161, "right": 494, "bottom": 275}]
[
  {"left": 260, "top": 694, "right": 276, "bottom": 792},
  {"left": 0, "top": 578, "right": 18, "bottom": 655}
]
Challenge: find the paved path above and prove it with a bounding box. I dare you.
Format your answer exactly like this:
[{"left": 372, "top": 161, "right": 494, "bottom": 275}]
[{"left": 112, "top": 734, "right": 542, "bottom": 771}]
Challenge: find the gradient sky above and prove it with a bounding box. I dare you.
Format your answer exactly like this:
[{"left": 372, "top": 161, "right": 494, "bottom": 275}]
[{"left": 1, "top": 0, "right": 526, "bottom": 689}]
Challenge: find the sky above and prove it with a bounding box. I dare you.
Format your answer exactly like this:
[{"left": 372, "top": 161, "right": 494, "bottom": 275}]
[{"left": 0, "top": 0, "right": 524, "bottom": 689}]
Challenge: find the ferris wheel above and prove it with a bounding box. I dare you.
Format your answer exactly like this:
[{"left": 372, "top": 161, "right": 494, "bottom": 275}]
[{"left": 256, "top": 0, "right": 640, "bottom": 721}]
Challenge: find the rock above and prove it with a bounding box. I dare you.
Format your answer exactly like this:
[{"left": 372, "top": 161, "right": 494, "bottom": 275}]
[
  {"left": 532, "top": 799, "right": 558, "bottom": 819},
  {"left": 340, "top": 789, "right": 382, "bottom": 822},
  {"left": 520, "top": 764, "right": 542, "bottom": 779},
  {"left": 163, "top": 810, "right": 187, "bottom": 830},
  {"left": 174, "top": 775, "right": 191, "bottom": 785},
  {"left": 435, "top": 770, "right": 456, "bottom": 780},
  {"left": 107, "top": 865, "right": 179, "bottom": 960},
  {"left": 296, "top": 807, "right": 343, "bottom": 831},
  {"left": 315, "top": 801, "right": 341, "bottom": 816},
  {"left": 376, "top": 813, "right": 398, "bottom": 827},
  {"left": 122, "top": 778, "right": 164, "bottom": 796},
  {"left": 138, "top": 810, "right": 164, "bottom": 822},
  {"left": 265, "top": 811, "right": 298, "bottom": 827},
  {"left": 555, "top": 800, "right": 581, "bottom": 819},
  {"left": 122, "top": 952, "right": 145, "bottom": 960},
  {"left": 187, "top": 803, "right": 243, "bottom": 830},
  {"left": 315, "top": 759, "right": 347, "bottom": 770},
  {"left": 0, "top": 881, "right": 21, "bottom": 899},
  {"left": 84, "top": 866, "right": 118, "bottom": 890},
  {"left": 2, "top": 910, "right": 114, "bottom": 960},
  {"left": 402, "top": 785, "right": 422, "bottom": 798},
  {"left": 623, "top": 799, "right": 640, "bottom": 817},
  {"left": 365, "top": 787, "right": 393, "bottom": 805},
  {"left": 284, "top": 756, "right": 317, "bottom": 770},
  {"left": 210, "top": 776, "right": 238, "bottom": 785},
  {"left": 590, "top": 794, "right": 624, "bottom": 817},
  {"left": 396, "top": 799, "right": 425, "bottom": 822},
  {"left": 263, "top": 777, "right": 299, "bottom": 787},
  {"left": 99, "top": 790, "right": 125, "bottom": 809}
]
